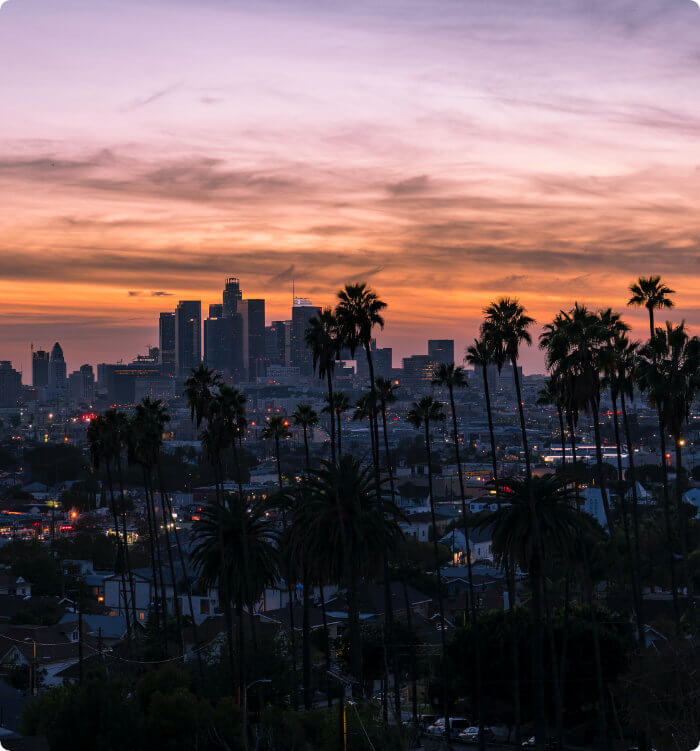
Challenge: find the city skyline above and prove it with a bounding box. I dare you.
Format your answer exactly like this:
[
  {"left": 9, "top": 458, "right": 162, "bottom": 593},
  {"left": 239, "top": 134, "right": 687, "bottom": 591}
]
[{"left": 1, "top": 0, "right": 700, "bottom": 371}]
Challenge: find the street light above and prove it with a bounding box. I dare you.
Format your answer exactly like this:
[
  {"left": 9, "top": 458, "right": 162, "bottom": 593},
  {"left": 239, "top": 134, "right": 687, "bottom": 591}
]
[{"left": 243, "top": 678, "right": 271, "bottom": 751}]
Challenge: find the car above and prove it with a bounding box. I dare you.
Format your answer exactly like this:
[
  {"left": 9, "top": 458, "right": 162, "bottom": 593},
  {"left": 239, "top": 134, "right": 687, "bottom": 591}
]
[
  {"left": 460, "top": 727, "right": 495, "bottom": 744},
  {"left": 426, "top": 718, "right": 470, "bottom": 736}
]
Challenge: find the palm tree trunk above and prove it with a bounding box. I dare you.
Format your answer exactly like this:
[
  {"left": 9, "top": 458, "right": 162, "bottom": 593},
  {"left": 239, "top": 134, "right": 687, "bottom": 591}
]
[
  {"left": 543, "top": 579, "right": 563, "bottom": 751},
  {"left": 116, "top": 456, "right": 139, "bottom": 634},
  {"left": 319, "top": 584, "right": 332, "bottom": 708},
  {"left": 302, "top": 567, "right": 312, "bottom": 710},
  {"left": 648, "top": 308, "right": 655, "bottom": 341},
  {"left": 141, "top": 466, "right": 162, "bottom": 647},
  {"left": 159, "top": 463, "right": 204, "bottom": 678},
  {"left": 156, "top": 472, "right": 185, "bottom": 657},
  {"left": 363, "top": 344, "right": 397, "bottom": 728},
  {"left": 557, "top": 574, "right": 570, "bottom": 751},
  {"left": 657, "top": 417, "right": 681, "bottom": 635},
  {"left": 424, "top": 420, "right": 450, "bottom": 742},
  {"left": 557, "top": 405, "right": 566, "bottom": 470},
  {"left": 380, "top": 404, "right": 403, "bottom": 722},
  {"left": 611, "top": 392, "right": 643, "bottom": 646},
  {"left": 590, "top": 398, "right": 616, "bottom": 536},
  {"left": 449, "top": 385, "right": 485, "bottom": 751},
  {"left": 274, "top": 435, "right": 282, "bottom": 489},
  {"left": 619, "top": 391, "right": 645, "bottom": 644},
  {"left": 303, "top": 426, "right": 310, "bottom": 472},
  {"left": 147, "top": 473, "right": 169, "bottom": 636},
  {"left": 482, "top": 365, "right": 498, "bottom": 488},
  {"left": 336, "top": 412, "right": 342, "bottom": 457},
  {"left": 326, "top": 371, "right": 336, "bottom": 463},
  {"left": 673, "top": 436, "right": 693, "bottom": 613},
  {"left": 105, "top": 462, "right": 132, "bottom": 644},
  {"left": 506, "top": 560, "right": 521, "bottom": 746},
  {"left": 511, "top": 357, "right": 531, "bottom": 480},
  {"left": 530, "top": 562, "right": 546, "bottom": 751}
]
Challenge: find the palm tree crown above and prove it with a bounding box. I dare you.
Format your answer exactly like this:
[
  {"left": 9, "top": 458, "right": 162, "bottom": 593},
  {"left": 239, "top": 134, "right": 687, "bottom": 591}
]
[
  {"left": 406, "top": 394, "right": 445, "bottom": 431},
  {"left": 627, "top": 275, "right": 675, "bottom": 338},
  {"left": 481, "top": 297, "right": 534, "bottom": 369},
  {"left": 335, "top": 282, "right": 386, "bottom": 357}
]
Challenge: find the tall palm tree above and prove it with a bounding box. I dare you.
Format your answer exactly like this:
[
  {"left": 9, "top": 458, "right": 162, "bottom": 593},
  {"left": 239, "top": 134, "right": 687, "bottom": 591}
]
[
  {"left": 293, "top": 403, "right": 318, "bottom": 472},
  {"left": 323, "top": 392, "right": 350, "bottom": 457},
  {"left": 86, "top": 415, "right": 133, "bottom": 643},
  {"left": 407, "top": 395, "right": 451, "bottom": 738},
  {"left": 637, "top": 322, "right": 700, "bottom": 629},
  {"left": 184, "top": 364, "right": 222, "bottom": 427},
  {"left": 305, "top": 308, "right": 342, "bottom": 462},
  {"left": 133, "top": 399, "right": 186, "bottom": 656},
  {"left": 261, "top": 415, "right": 291, "bottom": 490},
  {"left": 217, "top": 385, "right": 248, "bottom": 500},
  {"left": 191, "top": 495, "right": 278, "bottom": 699},
  {"left": 537, "top": 377, "right": 567, "bottom": 472},
  {"left": 466, "top": 336, "right": 522, "bottom": 742},
  {"left": 627, "top": 275, "right": 675, "bottom": 339},
  {"left": 477, "top": 476, "right": 592, "bottom": 751},
  {"left": 481, "top": 298, "right": 535, "bottom": 480},
  {"left": 613, "top": 334, "right": 645, "bottom": 639},
  {"left": 303, "top": 457, "right": 403, "bottom": 693},
  {"left": 432, "top": 363, "right": 487, "bottom": 749}
]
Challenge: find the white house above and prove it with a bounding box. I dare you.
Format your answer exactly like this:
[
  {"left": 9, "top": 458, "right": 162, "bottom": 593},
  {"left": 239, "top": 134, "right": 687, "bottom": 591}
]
[
  {"left": 625, "top": 482, "right": 653, "bottom": 505},
  {"left": 0, "top": 575, "right": 31, "bottom": 598},
  {"left": 581, "top": 487, "right": 608, "bottom": 529}
]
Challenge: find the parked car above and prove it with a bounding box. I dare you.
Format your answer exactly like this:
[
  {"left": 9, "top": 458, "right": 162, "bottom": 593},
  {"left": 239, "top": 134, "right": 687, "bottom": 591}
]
[
  {"left": 426, "top": 717, "right": 471, "bottom": 736},
  {"left": 460, "top": 727, "right": 495, "bottom": 744}
]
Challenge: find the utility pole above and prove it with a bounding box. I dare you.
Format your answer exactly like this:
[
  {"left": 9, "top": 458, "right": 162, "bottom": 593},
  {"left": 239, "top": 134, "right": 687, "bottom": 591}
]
[{"left": 78, "top": 609, "right": 83, "bottom": 686}]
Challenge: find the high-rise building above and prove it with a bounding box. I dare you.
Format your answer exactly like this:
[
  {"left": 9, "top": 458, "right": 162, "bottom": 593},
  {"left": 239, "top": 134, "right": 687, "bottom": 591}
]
[
  {"left": 223, "top": 277, "right": 242, "bottom": 317},
  {"left": 158, "top": 312, "right": 176, "bottom": 376},
  {"left": 401, "top": 354, "right": 435, "bottom": 389},
  {"left": 175, "top": 301, "right": 201, "bottom": 378},
  {"left": 290, "top": 298, "right": 320, "bottom": 378},
  {"left": 68, "top": 364, "right": 95, "bottom": 403},
  {"left": 265, "top": 321, "right": 288, "bottom": 369},
  {"left": 239, "top": 299, "right": 265, "bottom": 380},
  {"left": 356, "top": 340, "right": 393, "bottom": 381},
  {"left": 48, "top": 342, "right": 67, "bottom": 398},
  {"left": 0, "top": 362, "right": 22, "bottom": 408},
  {"left": 209, "top": 304, "right": 223, "bottom": 318},
  {"left": 204, "top": 313, "right": 244, "bottom": 377},
  {"left": 32, "top": 350, "right": 50, "bottom": 389},
  {"left": 428, "top": 339, "right": 454, "bottom": 366}
]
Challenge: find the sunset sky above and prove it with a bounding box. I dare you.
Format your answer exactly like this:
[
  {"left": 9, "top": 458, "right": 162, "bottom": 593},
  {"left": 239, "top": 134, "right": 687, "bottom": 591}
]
[{"left": 1, "top": 0, "right": 699, "bottom": 374}]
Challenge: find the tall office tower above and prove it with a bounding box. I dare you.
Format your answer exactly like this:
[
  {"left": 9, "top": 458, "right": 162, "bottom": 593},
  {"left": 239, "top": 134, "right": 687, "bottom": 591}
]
[
  {"left": 223, "top": 277, "right": 242, "bottom": 317},
  {"left": 68, "top": 364, "right": 95, "bottom": 403},
  {"left": 32, "top": 350, "right": 50, "bottom": 389},
  {"left": 265, "top": 321, "right": 288, "bottom": 368},
  {"left": 48, "top": 342, "right": 67, "bottom": 397},
  {"left": 0, "top": 362, "right": 22, "bottom": 408},
  {"left": 428, "top": 339, "right": 455, "bottom": 366},
  {"left": 239, "top": 299, "right": 265, "bottom": 381},
  {"left": 356, "top": 339, "right": 393, "bottom": 380},
  {"left": 175, "top": 301, "right": 202, "bottom": 378},
  {"left": 401, "top": 354, "right": 435, "bottom": 389},
  {"left": 204, "top": 312, "right": 243, "bottom": 377},
  {"left": 158, "top": 312, "right": 176, "bottom": 376},
  {"left": 290, "top": 298, "right": 320, "bottom": 378}
]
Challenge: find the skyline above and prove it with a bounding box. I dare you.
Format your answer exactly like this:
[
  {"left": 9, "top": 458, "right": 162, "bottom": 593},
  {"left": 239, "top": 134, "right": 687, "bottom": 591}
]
[{"left": 2, "top": 0, "right": 700, "bottom": 371}]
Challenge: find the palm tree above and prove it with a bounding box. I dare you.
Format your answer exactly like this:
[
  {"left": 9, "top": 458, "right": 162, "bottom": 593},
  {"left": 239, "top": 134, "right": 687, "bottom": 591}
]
[
  {"left": 133, "top": 399, "right": 186, "bottom": 656},
  {"left": 537, "top": 377, "right": 567, "bottom": 473},
  {"left": 407, "top": 395, "right": 450, "bottom": 738},
  {"left": 191, "top": 495, "right": 278, "bottom": 700},
  {"left": 305, "top": 308, "right": 342, "bottom": 462},
  {"left": 183, "top": 364, "right": 222, "bottom": 427},
  {"left": 352, "top": 392, "right": 377, "bottom": 460},
  {"left": 481, "top": 298, "right": 535, "bottom": 480},
  {"left": 477, "top": 476, "right": 590, "bottom": 751},
  {"left": 86, "top": 415, "right": 133, "bottom": 643},
  {"left": 612, "top": 334, "right": 645, "bottom": 640},
  {"left": 323, "top": 392, "right": 350, "bottom": 457},
  {"left": 432, "top": 362, "right": 487, "bottom": 748},
  {"left": 466, "top": 337, "right": 522, "bottom": 742},
  {"left": 217, "top": 384, "right": 248, "bottom": 500},
  {"left": 303, "top": 457, "right": 403, "bottom": 693},
  {"left": 293, "top": 403, "right": 318, "bottom": 472},
  {"left": 637, "top": 322, "right": 700, "bottom": 630},
  {"left": 627, "top": 275, "right": 675, "bottom": 339},
  {"left": 261, "top": 415, "right": 291, "bottom": 490}
]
